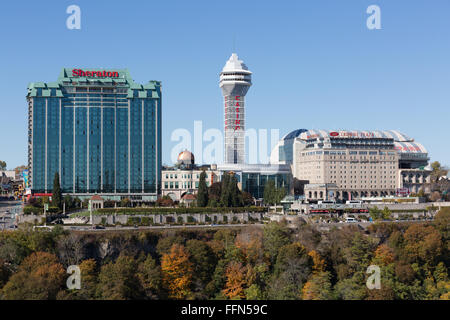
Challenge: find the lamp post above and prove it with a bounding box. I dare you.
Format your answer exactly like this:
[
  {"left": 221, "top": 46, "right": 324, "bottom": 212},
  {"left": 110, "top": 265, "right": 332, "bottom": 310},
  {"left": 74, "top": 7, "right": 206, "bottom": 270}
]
[
  {"left": 89, "top": 200, "right": 93, "bottom": 227},
  {"left": 44, "top": 203, "right": 48, "bottom": 227}
]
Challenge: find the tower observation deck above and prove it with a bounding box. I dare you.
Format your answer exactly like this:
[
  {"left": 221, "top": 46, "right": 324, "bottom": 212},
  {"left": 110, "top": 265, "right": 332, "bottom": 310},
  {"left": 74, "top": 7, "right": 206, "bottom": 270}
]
[{"left": 220, "top": 53, "right": 252, "bottom": 164}]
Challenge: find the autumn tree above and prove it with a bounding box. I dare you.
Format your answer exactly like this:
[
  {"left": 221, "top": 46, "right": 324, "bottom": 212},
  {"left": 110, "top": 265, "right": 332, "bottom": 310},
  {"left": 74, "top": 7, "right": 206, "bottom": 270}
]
[
  {"left": 64, "top": 258, "right": 99, "bottom": 300},
  {"left": 208, "top": 182, "right": 222, "bottom": 207},
  {"left": 235, "top": 227, "right": 264, "bottom": 265},
  {"left": 223, "top": 261, "right": 247, "bottom": 300},
  {"left": 96, "top": 254, "right": 142, "bottom": 300},
  {"left": 433, "top": 207, "right": 450, "bottom": 242},
  {"left": 373, "top": 244, "right": 395, "bottom": 266},
  {"left": 161, "top": 244, "right": 193, "bottom": 299},
  {"left": 302, "top": 271, "right": 334, "bottom": 300},
  {"left": 403, "top": 224, "right": 443, "bottom": 265},
  {"left": 241, "top": 191, "right": 254, "bottom": 206},
  {"left": 156, "top": 195, "right": 174, "bottom": 207},
  {"left": 1, "top": 252, "right": 65, "bottom": 300},
  {"left": 136, "top": 254, "right": 162, "bottom": 299},
  {"left": 308, "top": 250, "right": 326, "bottom": 274}
]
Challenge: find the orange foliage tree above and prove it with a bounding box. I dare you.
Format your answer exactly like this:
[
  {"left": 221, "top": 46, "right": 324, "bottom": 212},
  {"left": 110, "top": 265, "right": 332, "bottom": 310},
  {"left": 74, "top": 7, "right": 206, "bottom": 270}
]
[
  {"left": 234, "top": 228, "right": 264, "bottom": 264},
  {"left": 373, "top": 244, "right": 395, "bottom": 266},
  {"left": 161, "top": 244, "right": 193, "bottom": 299},
  {"left": 223, "top": 261, "right": 247, "bottom": 300},
  {"left": 1, "top": 251, "right": 65, "bottom": 299},
  {"left": 308, "top": 250, "right": 325, "bottom": 274}
]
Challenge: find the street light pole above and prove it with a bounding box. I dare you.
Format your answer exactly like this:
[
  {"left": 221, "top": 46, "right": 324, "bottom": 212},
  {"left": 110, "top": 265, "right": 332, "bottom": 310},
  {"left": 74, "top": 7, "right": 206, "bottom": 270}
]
[
  {"left": 43, "top": 203, "right": 48, "bottom": 227},
  {"left": 89, "top": 200, "right": 93, "bottom": 227}
]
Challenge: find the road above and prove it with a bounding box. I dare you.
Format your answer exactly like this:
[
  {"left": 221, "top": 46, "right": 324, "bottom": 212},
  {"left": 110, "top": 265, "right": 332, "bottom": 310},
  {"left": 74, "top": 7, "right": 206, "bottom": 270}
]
[
  {"left": 313, "top": 218, "right": 433, "bottom": 230},
  {"left": 0, "top": 200, "right": 22, "bottom": 231}
]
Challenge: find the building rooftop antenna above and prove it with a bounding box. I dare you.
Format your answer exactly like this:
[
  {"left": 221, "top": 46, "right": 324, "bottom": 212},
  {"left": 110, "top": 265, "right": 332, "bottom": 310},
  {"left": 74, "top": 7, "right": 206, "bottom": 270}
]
[{"left": 233, "top": 34, "right": 236, "bottom": 53}]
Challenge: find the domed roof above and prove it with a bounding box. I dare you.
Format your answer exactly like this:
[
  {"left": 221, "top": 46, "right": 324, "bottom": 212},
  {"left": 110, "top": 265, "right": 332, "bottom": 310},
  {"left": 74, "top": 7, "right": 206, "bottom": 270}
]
[
  {"left": 282, "top": 128, "right": 308, "bottom": 140},
  {"left": 177, "top": 150, "right": 195, "bottom": 164}
]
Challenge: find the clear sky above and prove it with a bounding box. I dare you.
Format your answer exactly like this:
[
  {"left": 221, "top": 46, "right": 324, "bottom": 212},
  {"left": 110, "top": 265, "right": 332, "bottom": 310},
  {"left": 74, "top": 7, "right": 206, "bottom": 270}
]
[{"left": 0, "top": 0, "right": 449, "bottom": 169}]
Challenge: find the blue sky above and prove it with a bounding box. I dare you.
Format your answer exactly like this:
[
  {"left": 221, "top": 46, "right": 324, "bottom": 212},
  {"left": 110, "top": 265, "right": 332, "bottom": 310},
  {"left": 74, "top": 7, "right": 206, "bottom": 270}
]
[{"left": 0, "top": 0, "right": 449, "bottom": 168}]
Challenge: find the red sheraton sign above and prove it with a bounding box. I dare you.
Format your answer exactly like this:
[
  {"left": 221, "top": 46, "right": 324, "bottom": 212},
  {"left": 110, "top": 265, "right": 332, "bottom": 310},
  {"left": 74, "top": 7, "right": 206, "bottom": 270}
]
[{"left": 72, "top": 69, "right": 119, "bottom": 78}]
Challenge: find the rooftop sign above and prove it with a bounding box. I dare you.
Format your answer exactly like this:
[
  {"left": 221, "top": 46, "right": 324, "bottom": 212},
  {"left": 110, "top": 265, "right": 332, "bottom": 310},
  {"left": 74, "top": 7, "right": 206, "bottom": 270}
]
[{"left": 72, "top": 69, "right": 119, "bottom": 78}]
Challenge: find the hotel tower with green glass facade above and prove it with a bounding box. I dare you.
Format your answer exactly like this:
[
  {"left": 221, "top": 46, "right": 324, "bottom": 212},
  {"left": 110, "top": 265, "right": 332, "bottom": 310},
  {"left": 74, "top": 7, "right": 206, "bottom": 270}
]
[{"left": 27, "top": 68, "right": 161, "bottom": 201}]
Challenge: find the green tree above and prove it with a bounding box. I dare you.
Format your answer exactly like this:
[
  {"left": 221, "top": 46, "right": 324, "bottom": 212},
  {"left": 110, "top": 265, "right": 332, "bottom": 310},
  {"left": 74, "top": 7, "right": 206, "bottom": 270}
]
[
  {"left": 136, "top": 254, "right": 162, "bottom": 299},
  {"left": 369, "top": 206, "right": 382, "bottom": 221},
  {"left": 382, "top": 206, "right": 392, "bottom": 220},
  {"left": 220, "top": 173, "right": 231, "bottom": 207},
  {"left": 208, "top": 182, "right": 222, "bottom": 207},
  {"left": 63, "top": 195, "right": 74, "bottom": 210},
  {"left": 263, "top": 180, "right": 276, "bottom": 205},
  {"left": 0, "top": 160, "right": 6, "bottom": 170},
  {"left": 268, "top": 242, "right": 313, "bottom": 299},
  {"left": 263, "top": 221, "right": 291, "bottom": 264},
  {"left": 52, "top": 172, "right": 62, "bottom": 209},
  {"left": 302, "top": 271, "right": 335, "bottom": 300},
  {"left": 120, "top": 198, "right": 131, "bottom": 208},
  {"left": 197, "top": 170, "right": 208, "bottom": 207},
  {"left": 229, "top": 175, "right": 242, "bottom": 207},
  {"left": 431, "top": 161, "right": 448, "bottom": 181},
  {"left": 334, "top": 276, "right": 367, "bottom": 300},
  {"left": 96, "top": 254, "right": 142, "bottom": 299},
  {"left": 186, "top": 239, "right": 217, "bottom": 295},
  {"left": 0, "top": 259, "right": 10, "bottom": 290}
]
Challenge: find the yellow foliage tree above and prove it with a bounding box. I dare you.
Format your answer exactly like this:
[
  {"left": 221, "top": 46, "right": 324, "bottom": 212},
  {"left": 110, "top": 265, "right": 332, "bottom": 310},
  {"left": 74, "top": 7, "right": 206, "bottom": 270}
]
[
  {"left": 223, "top": 261, "right": 247, "bottom": 299},
  {"left": 161, "top": 244, "right": 193, "bottom": 299},
  {"left": 308, "top": 250, "right": 325, "bottom": 274}
]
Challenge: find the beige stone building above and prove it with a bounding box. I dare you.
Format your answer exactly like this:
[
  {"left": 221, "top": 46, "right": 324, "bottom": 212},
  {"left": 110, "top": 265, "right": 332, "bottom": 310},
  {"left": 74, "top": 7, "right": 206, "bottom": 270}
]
[
  {"left": 270, "top": 129, "right": 429, "bottom": 201},
  {"left": 161, "top": 150, "right": 219, "bottom": 201}
]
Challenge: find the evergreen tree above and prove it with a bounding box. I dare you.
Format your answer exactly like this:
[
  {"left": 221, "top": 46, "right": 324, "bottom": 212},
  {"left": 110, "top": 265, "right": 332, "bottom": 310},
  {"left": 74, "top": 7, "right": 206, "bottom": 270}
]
[
  {"left": 197, "top": 170, "right": 208, "bottom": 207},
  {"left": 52, "top": 172, "right": 62, "bottom": 209},
  {"left": 229, "top": 175, "right": 242, "bottom": 207},
  {"left": 263, "top": 180, "right": 276, "bottom": 205},
  {"left": 220, "top": 173, "right": 231, "bottom": 207}
]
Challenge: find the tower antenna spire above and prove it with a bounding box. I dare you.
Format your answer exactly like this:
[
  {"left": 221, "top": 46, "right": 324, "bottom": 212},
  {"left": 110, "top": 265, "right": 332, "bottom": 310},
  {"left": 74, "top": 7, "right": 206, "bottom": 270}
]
[{"left": 233, "top": 34, "right": 236, "bottom": 53}]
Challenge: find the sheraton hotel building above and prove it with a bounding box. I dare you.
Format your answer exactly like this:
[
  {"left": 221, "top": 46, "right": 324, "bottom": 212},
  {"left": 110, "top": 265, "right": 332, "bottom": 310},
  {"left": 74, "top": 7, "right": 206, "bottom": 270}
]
[{"left": 27, "top": 68, "right": 161, "bottom": 201}]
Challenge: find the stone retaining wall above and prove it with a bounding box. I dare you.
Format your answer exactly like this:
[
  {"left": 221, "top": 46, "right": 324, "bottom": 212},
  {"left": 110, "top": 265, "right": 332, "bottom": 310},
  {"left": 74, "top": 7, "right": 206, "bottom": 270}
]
[{"left": 90, "top": 212, "right": 263, "bottom": 226}]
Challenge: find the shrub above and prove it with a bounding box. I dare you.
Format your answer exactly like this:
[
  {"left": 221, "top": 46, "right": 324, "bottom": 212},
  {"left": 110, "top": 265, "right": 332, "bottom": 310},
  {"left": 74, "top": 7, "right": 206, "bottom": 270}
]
[{"left": 187, "top": 216, "right": 195, "bottom": 223}]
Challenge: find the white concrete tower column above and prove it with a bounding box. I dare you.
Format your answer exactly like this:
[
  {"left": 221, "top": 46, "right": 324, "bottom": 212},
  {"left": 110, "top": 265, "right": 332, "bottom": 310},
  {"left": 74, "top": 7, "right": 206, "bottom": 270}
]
[{"left": 219, "top": 53, "right": 252, "bottom": 164}]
